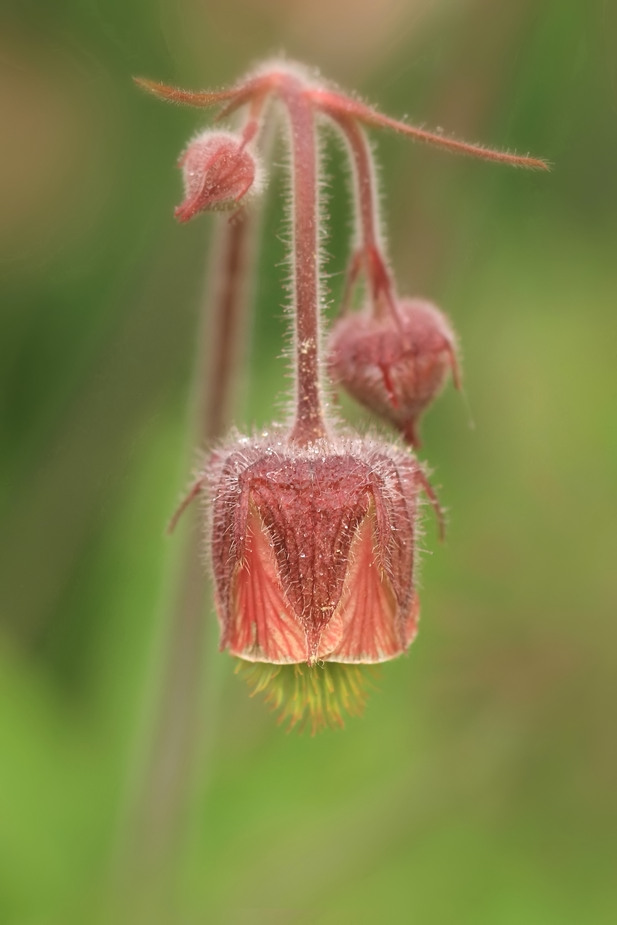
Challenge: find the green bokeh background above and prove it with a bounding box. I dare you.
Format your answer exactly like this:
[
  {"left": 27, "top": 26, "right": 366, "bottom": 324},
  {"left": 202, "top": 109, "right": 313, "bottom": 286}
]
[{"left": 1, "top": 0, "right": 616, "bottom": 922}]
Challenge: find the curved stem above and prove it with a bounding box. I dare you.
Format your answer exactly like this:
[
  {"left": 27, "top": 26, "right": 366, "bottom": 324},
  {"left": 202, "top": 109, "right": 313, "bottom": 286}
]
[
  {"left": 334, "top": 114, "right": 400, "bottom": 322},
  {"left": 283, "top": 80, "right": 328, "bottom": 445}
]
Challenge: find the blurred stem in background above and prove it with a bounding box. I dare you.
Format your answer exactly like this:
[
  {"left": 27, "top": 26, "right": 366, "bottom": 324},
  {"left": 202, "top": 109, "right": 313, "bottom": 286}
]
[{"left": 118, "top": 208, "right": 258, "bottom": 911}]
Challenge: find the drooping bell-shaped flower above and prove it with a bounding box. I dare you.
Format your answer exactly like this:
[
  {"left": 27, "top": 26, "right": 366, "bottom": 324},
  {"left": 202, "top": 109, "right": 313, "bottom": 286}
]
[
  {"left": 207, "top": 434, "right": 421, "bottom": 667},
  {"left": 328, "top": 298, "right": 460, "bottom": 447}
]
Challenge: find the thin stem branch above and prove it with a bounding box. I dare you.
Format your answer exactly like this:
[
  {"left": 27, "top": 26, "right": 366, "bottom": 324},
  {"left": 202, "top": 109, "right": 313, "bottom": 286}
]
[
  {"left": 333, "top": 114, "right": 399, "bottom": 321},
  {"left": 312, "top": 88, "right": 550, "bottom": 170},
  {"left": 284, "top": 80, "right": 328, "bottom": 445}
]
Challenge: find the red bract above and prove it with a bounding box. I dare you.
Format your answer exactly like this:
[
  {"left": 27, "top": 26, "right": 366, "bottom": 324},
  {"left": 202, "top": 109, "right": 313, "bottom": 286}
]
[
  {"left": 207, "top": 436, "right": 420, "bottom": 666},
  {"left": 175, "top": 130, "right": 260, "bottom": 221},
  {"left": 328, "top": 298, "right": 460, "bottom": 447}
]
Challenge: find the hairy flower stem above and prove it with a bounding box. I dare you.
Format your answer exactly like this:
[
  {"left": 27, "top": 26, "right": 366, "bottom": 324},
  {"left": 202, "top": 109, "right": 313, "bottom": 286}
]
[
  {"left": 334, "top": 115, "right": 398, "bottom": 322},
  {"left": 284, "top": 79, "right": 329, "bottom": 446}
]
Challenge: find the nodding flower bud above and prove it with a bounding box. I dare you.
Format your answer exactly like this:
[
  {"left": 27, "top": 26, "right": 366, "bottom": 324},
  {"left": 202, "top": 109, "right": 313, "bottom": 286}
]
[
  {"left": 175, "top": 130, "right": 262, "bottom": 222},
  {"left": 327, "top": 298, "right": 460, "bottom": 448},
  {"left": 207, "top": 434, "right": 422, "bottom": 668}
]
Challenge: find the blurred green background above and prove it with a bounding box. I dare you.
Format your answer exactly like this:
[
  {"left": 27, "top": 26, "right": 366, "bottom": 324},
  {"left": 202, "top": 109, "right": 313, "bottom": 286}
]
[{"left": 1, "top": 0, "right": 616, "bottom": 922}]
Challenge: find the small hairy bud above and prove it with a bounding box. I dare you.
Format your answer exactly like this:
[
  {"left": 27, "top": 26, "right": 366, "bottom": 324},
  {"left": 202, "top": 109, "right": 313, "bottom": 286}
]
[
  {"left": 328, "top": 298, "right": 459, "bottom": 447},
  {"left": 175, "top": 130, "right": 261, "bottom": 221},
  {"left": 206, "top": 434, "right": 421, "bottom": 667}
]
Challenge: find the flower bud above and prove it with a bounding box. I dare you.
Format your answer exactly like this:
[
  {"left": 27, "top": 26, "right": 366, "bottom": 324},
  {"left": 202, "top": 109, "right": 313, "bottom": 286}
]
[
  {"left": 175, "top": 130, "right": 262, "bottom": 221},
  {"left": 327, "top": 298, "right": 459, "bottom": 447},
  {"left": 207, "top": 434, "right": 421, "bottom": 668}
]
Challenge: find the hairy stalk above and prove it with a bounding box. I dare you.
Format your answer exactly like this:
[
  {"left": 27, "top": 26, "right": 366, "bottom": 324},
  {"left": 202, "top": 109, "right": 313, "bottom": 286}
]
[
  {"left": 334, "top": 114, "right": 398, "bottom": 321},
  {"left": 283, "top": 78, "right": 329, "bottom": 446},
  {"left": 312, "top": 87, "right": 549, "bottom": 170}
]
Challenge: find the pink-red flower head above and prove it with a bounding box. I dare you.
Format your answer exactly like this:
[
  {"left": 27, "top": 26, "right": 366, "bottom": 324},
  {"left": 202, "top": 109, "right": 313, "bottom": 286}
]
[{"left": 207, "top": 435, "right": 422, "bottom": 667}]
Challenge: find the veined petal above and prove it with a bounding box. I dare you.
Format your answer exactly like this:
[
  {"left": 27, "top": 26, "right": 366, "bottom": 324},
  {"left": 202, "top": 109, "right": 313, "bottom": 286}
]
[
  {"left": 319, "top": 502, "right": 419, "bottom": 662},
  {"left": 227, "top": 502, "right": 307, "bottom": 663}
]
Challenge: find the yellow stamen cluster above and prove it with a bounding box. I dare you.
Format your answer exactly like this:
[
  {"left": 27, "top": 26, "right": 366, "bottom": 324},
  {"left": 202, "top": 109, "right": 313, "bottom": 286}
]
[{"left": 234, "top": 659, "right": 379, "bottom": 734}]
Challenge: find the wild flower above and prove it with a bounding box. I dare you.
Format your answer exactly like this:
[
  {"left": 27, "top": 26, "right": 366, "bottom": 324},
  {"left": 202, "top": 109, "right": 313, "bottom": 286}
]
[{"left": 137, "top": 61, "right": 546, "bottom": 732}]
